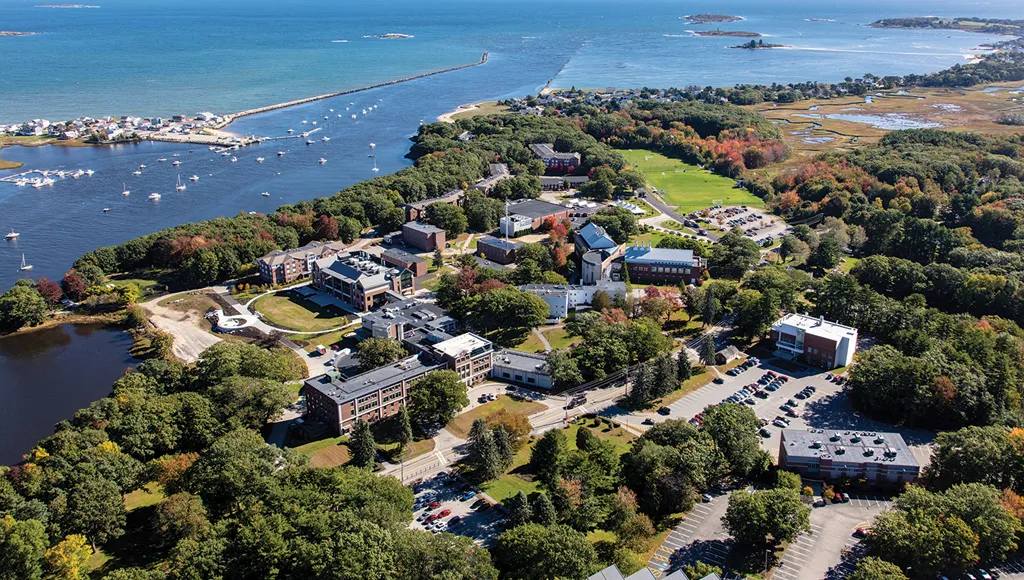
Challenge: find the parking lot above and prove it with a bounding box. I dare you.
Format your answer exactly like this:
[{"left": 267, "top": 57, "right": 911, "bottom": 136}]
[
  {"left": 410, "top": 471, "right": 505, "bottom": 545},
  {"left": 649, "top": 494, "right": 732, "bottom": 577}
]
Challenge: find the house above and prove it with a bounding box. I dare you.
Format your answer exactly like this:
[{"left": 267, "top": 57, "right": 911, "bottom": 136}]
[
  {"left": 779, "top": 429, "right": 920, "bottom": 485},
  {"left": 770, "top": 313, "right": 857, "bottom": 369},
  {"left": 529, "top": 143, "right": 581, "bottom": 174},
  {"left": 477, "top": 235, "right": 523, "bottom": 265},
  {"left": 303, "top": 356, "right": 444, "bottom": 434},
  {"left": 311, "top": 253, "right": 414, "bottom": 312},
  {"left": 622, "top": 243, "right": 705, "bottom": 285},
  {"left": 401, "top": 190, "right": 463, "bottom": 223},
  {"left": 402, "top": 221, "right": 446, "bottom": 252},
  {"left": 521, "top": 281, "right": 627, "bottom": 319},
  {"left": 498, "top": 199, "right": 571, "bottom": 235},
  {"left": 491, "top": 349, "right": 553, "bottom": 389},
  {"left": 470, "top": 163, "right": 512, "bottom": 193},
  {"left": 381, "top": 248, "right": 429, "bottom": 277},
  {"left": 257, "top": 241, "right": 348, "bottom": 284},
  {"left": 715, "top": 345, "right": 742, "bottom": 365}
]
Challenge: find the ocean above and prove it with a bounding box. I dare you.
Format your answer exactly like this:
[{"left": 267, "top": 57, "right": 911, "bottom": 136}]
[{"left": 0, "top": 0, "right": 1023, "bottom": 291}]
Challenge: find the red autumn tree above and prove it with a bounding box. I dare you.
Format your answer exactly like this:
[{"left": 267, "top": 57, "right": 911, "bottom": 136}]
[
  {"left": 35, "top": 277, "right": 63, "bottom": 305},
  {"left": 314, "top": 215, "right": 340, "bottom": 240},
  {"left": 61, "top": 270, "right": 89, "bottom": 301}
]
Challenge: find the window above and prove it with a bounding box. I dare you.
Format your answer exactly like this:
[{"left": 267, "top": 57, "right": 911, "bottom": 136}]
[{"left": 528, "top": 377, "right": 535, "bottom": 384}]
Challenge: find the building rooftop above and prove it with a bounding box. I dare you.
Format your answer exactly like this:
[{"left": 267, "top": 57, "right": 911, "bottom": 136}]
[
  {"left": 623, "top": 245, "right": 698, "bottom": 266},
  {"left": 773, "top": 313, "right": 858, "bottom": 343},
  {"left": 505, "top": 199, "right": 569, "bottom": 220},
  {"left": 430, "top": 332, "right": 492, "bottom": 358},
  {"left": 315, "top": 254, "right": 392, "bottom": 290},
  {"left": 781, "top": 429, "right": 919, "bottom": 469},
  {"left": 362, "top": 298, "right": 454, "bottom": 332},
  {"left": 304, "top": 355, "right": 443, "bottom": 403},
  {"left": 403, "top": 221, "right": 445, "bottom": 235},
  {"left": 529, "top": 143, "right": 582, "bottom": 161},
  {"left": 402, "top": 190, "right": 463, "bottom": 210},
  {"left": 492, "top": 348, "right": 551, "bottom": 374},
  {"left": 477, "top": 235, "right": 524, "bottom": 251},
  {"left": 578, "top": 222, "right": 618, "bottom": 251},
  {"left": 259, "top": 240, "right": 346, "bottom": 266},
  {"left": 382, "top": 247, "right": 427, "bottom": 264},
  {"left": 587, "top": 564, "right": 692, "bottom": 580}
]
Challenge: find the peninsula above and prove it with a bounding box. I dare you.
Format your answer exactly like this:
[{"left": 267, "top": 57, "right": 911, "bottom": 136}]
[
  {"left": 683, "top": 14, "right": 743, "bottom": 24},
  {"left": 693, "top": 30, "right": 762, "bottom": 38},
  {"left": 871, "top": 17, "right": 1024, "bottom": 36}
]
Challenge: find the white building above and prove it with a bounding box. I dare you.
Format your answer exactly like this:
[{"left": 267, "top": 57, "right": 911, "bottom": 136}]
[
  {"left": 521, "top": 281, "right": 627, "bottom": 319},
  {"left": 770, "top": 313, "right": 858, "bottom": 369},
  {"left": 499, "top": 214, "right": 533, "bottom": 237},
  {"left": 491, "top": 349, "right": 553, "bottom": 389}
]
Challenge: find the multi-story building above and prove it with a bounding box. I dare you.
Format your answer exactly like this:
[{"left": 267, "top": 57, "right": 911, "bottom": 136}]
[
  {"left": 779, "top": 429, "right": 920, "bottom": 486},
  {"left": 401, "top": 190, "right": 463, "bottom": 222},
  {"left": 361, "top": 298, "right": 456, "bottom": 341},
  {"left": 476, "top": 235, "right": 523, "bottom": 265},
  {"left": 423, "top": 333, "right": 493, "bottom": 385},
  {"left": 575, "top": 222, "right": 622, "bottom": 285},
  {"left": 622, "top": 243, "right": 705, "bottom": 286},
  {"left": 470, "top": 163, "right": 512, "bottom": 193},
  {"left": 529, "top": 143, "right": 581, "bottom": 174},
  {"left": 521, "top": 281, "right": 627, "bottom": 319},
  {"left": 381, "top": 248, "right": 429, "bottom": 277},
  {"left": 539, "top": 175, "right": 590, "bottom": 191},
  {"left": 499, "top": 214, "right": 535, "bottom": 237},
  {"left": 498, "top": 199, "right": 571, "bottom": 237},
  {"left": 303, "top": 355, "right": 443, "bottom": 434},
  {"left": 311, "top": 253, "right": 414, "bottom": 312},
  {"left": 770, "top": 313, "right": 857, "bottom": 369},
  {"left": 402, "top": 221, "right": 446, "bottom": 252},
  {"left": 491, "top": 349, "right": 553, "bottom": 389},
  {"left": 257, "top": 241, "right": 347, "bottom": 284}
]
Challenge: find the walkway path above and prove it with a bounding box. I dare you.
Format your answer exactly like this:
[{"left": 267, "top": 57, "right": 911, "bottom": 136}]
[{"left": 531, "top": 327, "right": 552, "bottom": 352}]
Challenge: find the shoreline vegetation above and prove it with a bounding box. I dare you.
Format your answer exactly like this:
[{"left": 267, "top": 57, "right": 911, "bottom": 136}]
[
  {"left": 693, "top": 30, "right": 762, "bottom": 38},
  {"left": 870, "top": 16, "right": 1024, "bottom": 37},
  {"left": 683, "top": 14, "right": 743, "bottom": 24}
]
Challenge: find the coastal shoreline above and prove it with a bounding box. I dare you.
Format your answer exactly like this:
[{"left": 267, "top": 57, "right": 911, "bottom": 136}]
[
  {"left": 0, "top": 311, "right": 125, "bottom": 339},
  {"left": 437, "top": 103, "right": 480, "bottom": 123}
]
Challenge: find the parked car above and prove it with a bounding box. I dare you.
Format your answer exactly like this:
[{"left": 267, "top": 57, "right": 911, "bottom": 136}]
[
  {"left": 642, "top": 418, "right": 655, "bottom": 425},
  {"left": 701, "top": 493, "right": 713, "bottom": 503},
  {"left": 852, "top": 528, "right": 868, "bottom": 538},
  {"left": 461, "top": 491, "right": 477, "bottom": 501},
  {"left": 449, "top": 515, "right": 462, "bottom": 525},
  {"left": 658, "top": 406, "right": 671, "bottom": 416},
  {"left": 713, "top": 377, "right": 725, "bottom": 384},
  {"left": 759, "top": 428, "right": 772, "bottom": 437},
  {"left": 786, "top": 409, "right": 799, "bottom": 418}
]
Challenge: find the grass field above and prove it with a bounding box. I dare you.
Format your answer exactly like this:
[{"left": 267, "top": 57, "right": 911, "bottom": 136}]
[
  {"left": 252, "top": 291, "right": 348, "bottom": 332},
  {"left": 517, "top": 327, "right": 582, "bottom": 353},
  {"left": 446, "top": 395, "right": 547, "bottom": 440},
  {"left": 451, "top": 101, "right": 510, "bottom": 121},
  {"left": 618, "top": 149, "right": 763, "bottom": 212}
]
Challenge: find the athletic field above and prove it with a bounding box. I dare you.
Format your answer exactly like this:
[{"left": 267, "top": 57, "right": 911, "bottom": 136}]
[{"left": 618, "top": 149, "right": 763, "bottom": 213}]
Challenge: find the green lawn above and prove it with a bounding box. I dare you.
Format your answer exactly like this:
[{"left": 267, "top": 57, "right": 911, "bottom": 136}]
[
  {"left": 287, "top": 325, "right": 359, "bottom": 353},
  {"left": 515, "top": 327, "right": 581, "bottom": 353},
  {"left": 123, "top": 482, "right": 166, "bottom": 512},
  {"left": 252, "top": 291, "right": 349, "bottom": 332},
  {"left": 446, "top": 395, "right": 548, "bottom": 440},
  {"left": 661, "top": 220, "right": 697, "bottom": 235},
  {"left": 619, "top": 149, "right": 763, "bottom": 213}
]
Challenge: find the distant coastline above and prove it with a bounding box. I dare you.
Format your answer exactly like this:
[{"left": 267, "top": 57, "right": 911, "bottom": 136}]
[
  {"left": 871, "top": 17, "right": 1024, "bottom": 37},
  {"left": 693, "top": 30, "right": 762, "bottom": 38},
  {"left": 683, "top": 14, "right": 744, "bottom": 24},
  {"left": 36, "top": 3, "right": 99, "bottom": 7},
  {"left": 0, "top": 31, "right": 40, "bottom": 37},
  {"left": 362, "top": 33, "right": 414, "bottom": 39}
]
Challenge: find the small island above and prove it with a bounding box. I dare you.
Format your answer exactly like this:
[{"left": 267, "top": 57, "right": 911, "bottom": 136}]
[
  {"left": 36, "top": 3, "right": 100, "bottom": 7},
  {"left": 684, "top": 14, "right": 743, "bottom": 24},
  {"left": 363, "top": 33, "right": 414, "bottom": 39},
  {"left": 731, "top": 39, "right": 787, "bottom": 50},
  {"left": 871, "top": 17, "right": 1024, "bottom": 36},
  {"left": 0, "top": 31, "right": 39, "bottom": 37},
  {"left": 693, "top": 30, "right": 762, "bottom": 38}
]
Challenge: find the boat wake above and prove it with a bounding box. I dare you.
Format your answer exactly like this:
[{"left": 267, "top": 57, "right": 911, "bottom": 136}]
[{"left": 331, "top": 39, "right": 348, "bottom": 43}]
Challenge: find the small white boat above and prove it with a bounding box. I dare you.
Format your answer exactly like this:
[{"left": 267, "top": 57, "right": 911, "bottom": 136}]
[
  {"left": 72, "top": 169, "right": 85, "bottom": 179},
  {"left": 351, "top": 114, "right": 357, "bottom": 119},
  {"left": 277, "top": 151, "right": 285, "bottom": 156},
  {"left": 19, "top": 254, "right": 32, "bottom": 271},
  {"left": 287, "top": 128, "right": 295, "bottom": 134},
  {"left": 329, "top": 108, "right": 334, "bottom": 112},
  {"left": 371, "top": 158, "right": 379, "bottom": 173},
  {"left": 301, "top": 120, "right": 308, "bottom": 124},
  {"left": 260, "top": 191, "right": 270, "bottom": 197},
  {"left": 15, "top": 180, "right": 27, "bottom": 187},
  {"left": 122, "top": 182, "right": 130, "bottom": 196},
  {"left": 318, "top": 158, "right": 327, "bottom": 164},
  {"left": 230, "top": 157, "right": 237, "bottom": 162},
  {"left": 369, "top": 142, "right": 376, "bottom": 149},
  {"left": 139, "top": 164, "right": 146, "bottom": 168},
  {"left": 85, "top": 169, "right": 94, "bottom": 176},
  {"left": 190, "top": 175, "right": 199, "bottom": 182},
  {"left": 175, "top": 175, "right": 186, "bottom": 191},
  {"left": 221, "top": 151, "right": 230, "bottom": 157},
  {"left": 132, "top": 170, "right": 142, "bottom": 176},
  {"left": 103, "top": 208, "right": 110, "bottom": 213},
  {"left": 171, "top": 160, "right": 181, "bottom": 166},
  {"left": 311, "top": 121, "right": 317, "bottom": 125},
  {"left": 306, "top": 139, "right": 314, "bottom": 145},
  {"left": 208, "top": 146, "right": 216, "bottom": 151},
  {"left": 149, "top": 192, "right": 161, "bottom": 200},
  {"left": 5, "top": 230, "right": 19, "bottom": 240},
  {"left": 362, "top": 109, "right": 367, "bottom": 115},
  {"left": 158, "top": 158, "right": 167, "bottom": 162},
  {"left": 172, "top": 153, "right": 180, "bottom": 157},
  {"left": 322, "top": 136, "right": 330, "bottom": 142},
  {"left": 256, "top": 157, "right": 265, "bottom": 163},
  {"left": 324, "top": 116, "right": 329, "bottom": 120},
  {"left": 337, "top": 114, "right": 342, "bottom": 118}
]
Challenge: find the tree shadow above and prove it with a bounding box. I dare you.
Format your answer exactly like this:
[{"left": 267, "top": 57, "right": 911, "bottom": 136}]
[
  {"left": 94, "top": 504, "right": 170, "bottom": 574},
  {"left": 666, "top": 538, "right": 735, "bottom": 574}
]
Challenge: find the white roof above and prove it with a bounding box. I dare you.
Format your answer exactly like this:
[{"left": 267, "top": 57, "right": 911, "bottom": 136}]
[
  {"left": 431, "top": 333, "right": 490, "bottom": 357},
  {"left": 774, "top": 313, "right": 857, "bottom": 342}
]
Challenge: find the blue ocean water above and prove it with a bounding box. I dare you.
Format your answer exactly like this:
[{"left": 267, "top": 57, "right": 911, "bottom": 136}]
[{"left": 0, "top": 0, "right": 1022, "bottom": 291}]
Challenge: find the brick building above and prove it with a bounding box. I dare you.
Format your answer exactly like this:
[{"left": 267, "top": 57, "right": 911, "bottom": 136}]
[
  {"left": 470, "top": 164, "right": 512, "bottom": 193},
  {"left": 402, "top": 221, "right": 446, "bottom": 252},
  {"left": 312, "top": 253, "right": 414, "bottom": 312},
  {"left": 401, "top": 189, "right": 463, "bottom": 222},
  {"left": 256, "top": 241, "right": 347, "bottom": 284},
  {"left": 476, "top": 235, "right": 523, "bottom": 265},
  {"left": 622, "top": 243, "right": 705, "bottom": 286},
  {"left": 770, "top": 313, "right": 858, "bottom": 369},
  {"left": 529, "top": 143, "right": 581, "bottom": 174},
  {"left": 381, "top": 248, "right": 428, "bottom": 277},
  {"left": 779, "top": 429, "right": 920, "bottom": 486},
  {"left": 498, "top": 199, "right": 571, "bottom": 236}
]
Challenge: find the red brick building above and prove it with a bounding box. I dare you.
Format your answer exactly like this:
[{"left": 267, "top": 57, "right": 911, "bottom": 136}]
[
  {"left": 401, "top": 221, "right": 446, "bottom": 252},
  {"left": 257, "top": 241, "right": 347, "bottom": 284}
]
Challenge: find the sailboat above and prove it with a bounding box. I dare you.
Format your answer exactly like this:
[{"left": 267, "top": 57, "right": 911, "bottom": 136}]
[
  {"left": 5, "top": 230, "right": 19, "bottom": 240},
  {"left": 318, "top": 157, "right": 327, "bottom": 164},
  {"left": 19, "top": 254, "right": 32, "bottom": 271},
  {"left": 256, "top": 157, "right": 265, "bottom": 163},
  {"left": 321, "top": 136, "right": 330, "bottom": 142},
  {"left": 148, "top": 192, "right": 161, "bottom": 200},
  {"left": 122, "top": 182, "right": 130, "bottom": 196},
  {"left": 175, "top": 175, "right": 186, "bottom": 191},
  {"left": 190, "top": 175, "right": 199, "bottom": 182}
]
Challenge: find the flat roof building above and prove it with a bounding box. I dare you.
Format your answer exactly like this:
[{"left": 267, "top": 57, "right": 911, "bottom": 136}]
[
  {"left": 491, "top": 349, "right": 554, "bottom": 389},
  {"left": 402, "top": 221, "right": 446, "bottom": 252},
  {"left": 470, "top": 163, "right": 512, "bottom": 193},
  {"left": 622, "top": 243, "right": 705, "bottom": 286},
  {"left": 381, "top": 247, "right": 428, "bottom": 277},
  {"left": 477, "top": 235, "right": 523, "bottom": 265},
  {"left": 499, "top": 199, "right": 571, "bottom": 236},
  {"left": 770, "top": 313, "right": 857, "bottom": 369},
  {"left": 312, "top": 252, "right": 414, "bottom": 312},
  {"left": 401, "top": 189, "right": 463, "bottom": 222},
  {"left": 529, "top": 143, "right": 581, "bottom": 174},
  {"left": 360, "top": 298, "right": 455, "bottom": 341},
  {"left": 779, "top": 429, "right": 920, "bottom": 486},
  {"left": 521, "top": 281, "right": 627, "bottom": 320}
]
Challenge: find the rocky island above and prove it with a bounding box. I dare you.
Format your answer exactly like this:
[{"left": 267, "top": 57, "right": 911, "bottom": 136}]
[
  {"left": 0, "top": 31, "right": 39, "bottom": 36},
  {"left": 363, "top": 33, "right": 414, "bottom": 39},
  {"left": 693, "top": 30, "right": 762, "bottom": 38},
  {"left": 683, "top": 14, "right": 744, "bottom": 24},
  {"left": 731, "top": 39, "right": 787, "bottom": 49}
]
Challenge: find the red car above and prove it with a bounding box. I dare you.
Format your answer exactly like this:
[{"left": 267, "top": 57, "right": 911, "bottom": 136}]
[
  {"left": 437, "top": 509, "right": 451, "bottom": 518},
  {"left": 427, "top": 501, "right": 441, "bottom": 510}
]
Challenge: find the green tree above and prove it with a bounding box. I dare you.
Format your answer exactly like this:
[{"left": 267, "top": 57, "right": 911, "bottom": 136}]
[
  {"left": 0, "top": 515, "right": 48, "bottom": 580},
  {"left": 468, "top": 419, "right": 503, "bottom": 481},
  {"left": 700, "top": 338, "right": 716, "bottom": 367},
  {"left": 778, "top": 234, "right": 809, "bottom": 263},
  {"left": 723, "top": 488, "right": 811, "bottom": 546},
  {"left": 493, "top": 523, "right": 599, "bottom": 580},
  {"left": 847, "top": 557, "right": 908, "bottom": 580},
  {"left": 592, "top": 290, "right": 612, "bottom": 312},
  {"left": 350, "top": 419, "right": 377, "bottom": 468},
  {"left": 709, "top": 228, "right": 760, "bottom": 278},
  {"left": 505, "top": 491, "right": 533, "bottom": 528},
  {"left": 684, "top": 562, "right": 723, "bottom": 580},
  {"left": 432, "top": 248, "right": 444, "bottom": 269},
  {"left": 425, "top": 203, "right": 468, "bottom": 238},
  {"left": 677, "top": 349, "right": 693, "bottom": 381},
  {"left": 701, "top": 289, "right": 719, "bottom": 327},
  {"left": 153, "top": 492, "right": 209, "bottom": 547},
  {"left": 62, "top": 470, "right": 126, "bottom": 549},
  {"left": 923, "top": 426, "right": 1014, "bottom": 491},
  {"left": 0, "top": 285, "right": 48, "bottom": 330},
  {"left": 701, "top": 403, "right": 764, "bottom": 475},
  {"left": 809, "top": 235, "right": 842, "bottom": 270},
  {"left": 396, "top": 405, "right": 414, "bottom": 452},
  {"left": 730, "top": 289, "right": 781, "bottom": 341},
  {"left": 531, "top": 429, "right": 568, "bottom": 488},
  {"left": 44, "top": 535, "right": 91, "bottom": 580},
  {"left": 546, "top": 349, "right": 583, "bottom": 388},
  {"left": 355, "top": 337, "right": 407, "bottom": 372},
  {"left": 208, "top": 375, "right": 292, "bottom": 429},
  {"left": 182, "top": 249, "right": 220, "bottom": 288},
  {"left": 531, "top": 493, "right": 557, "bottom": 525},
  {"left": 407, "top": 370, "right": 469, "bottom": 431},
  {"left": 393, "top": 528, "right": 498, "bottom": 580}
]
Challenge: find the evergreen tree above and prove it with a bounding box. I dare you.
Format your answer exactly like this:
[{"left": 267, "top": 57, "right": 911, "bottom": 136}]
[
  {"left": 349, "top": 419, "right": 377, "bottom": 468},
  {"left": 677, "top": 349, "right": 693, "bottom": 381},
  {"left": 469, "top": 419, "right": 503, "bottom": 481},
  {"left": 700, "top": 337, "right": 717, "bottom": 367},
  {"left": 505, "top": 491, "right": 533, "bottom": 528},
  {"left": 531, "top": 493, "right": 557, "bottom": 525},
  {"left": 621, "top": 263, "right": 631, "bottom": 291},
  {"left": 396, "top": 405, "right": 413, "bottom": 453},
  {"left": 530, "top": 429, "right": 568, "bottom": 488},
  {"left": 628, "top": 362, "right": 654, "bottom": 406},
  {"left": 701, "top": 289, "right": 719, "bottom": 327},
  {"left": 493, "top": 426, "right": 515, "bottom": 471},
  {"left": 652, "top": 355, "right": 679, "bottom": 398},
  {"left": 433, "top": 249, "right": 444, "bottom": 269}
]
